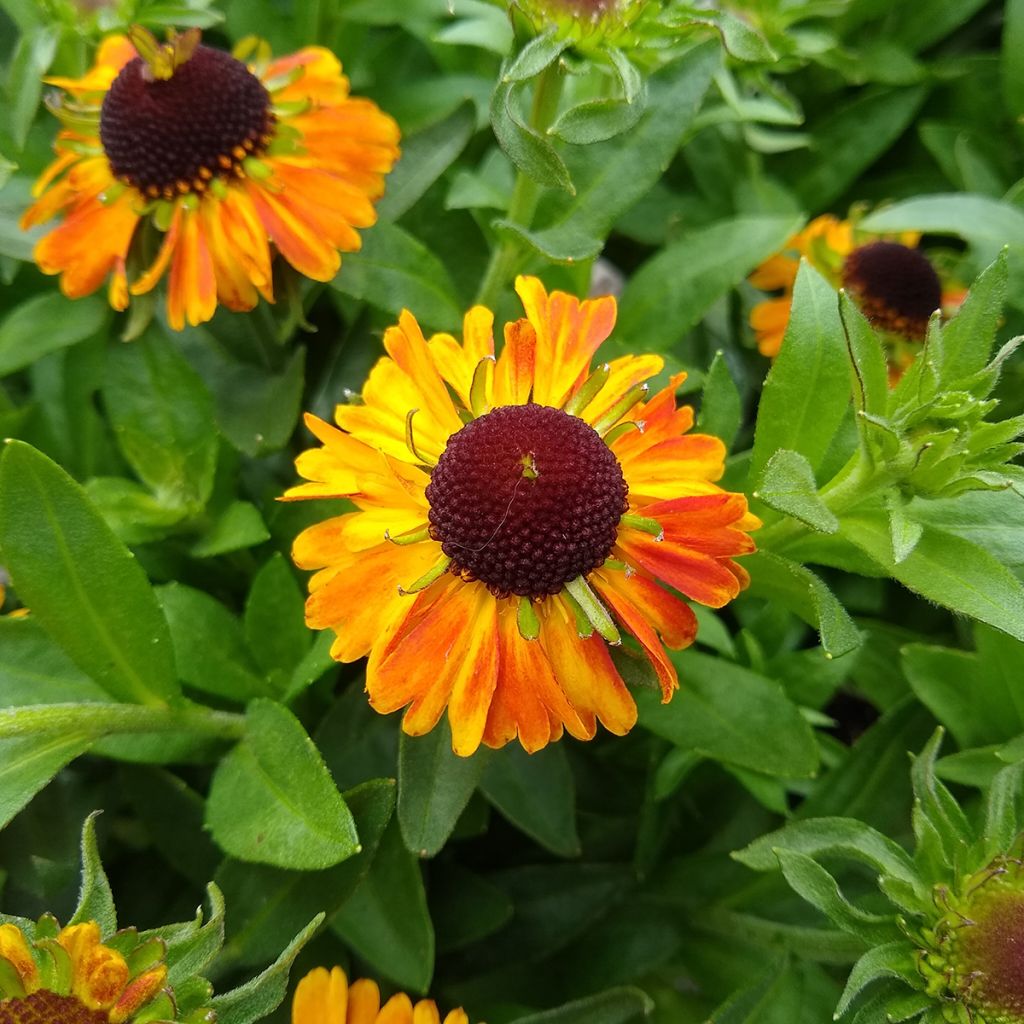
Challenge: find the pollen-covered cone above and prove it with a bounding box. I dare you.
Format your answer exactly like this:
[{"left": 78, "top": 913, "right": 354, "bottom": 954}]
[
  {"left": 284, "top": 276, "right": 759, "bottom": 757},
  {"left": 293, "top": 967, "right": 469, "bottom": 1024},
  {"left": 21, "top": 29, "right": 399, "bottom": 330},
  {"left": 0, "top": 919, "right": 178, "bottom": 1024}
]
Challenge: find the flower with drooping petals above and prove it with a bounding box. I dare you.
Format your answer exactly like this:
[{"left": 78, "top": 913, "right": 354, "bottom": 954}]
[
  {"left": 292, "top": 967, "right": 469, "bottom": 1024},
  {"left": 284, "top": 276, "right": 759, "bottom": 756},
  {"left": 0, "top": 918, "right": 181, "bottom": 1024},
  {"left": 749, "top": 213, "right": 964, "bottom": 378},
  {"left": 22, "top": 27, "right": 399, "bottom": 330}
]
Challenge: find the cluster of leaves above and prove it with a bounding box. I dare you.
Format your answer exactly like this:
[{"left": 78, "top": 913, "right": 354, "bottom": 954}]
[{"left": 1, "top": 1, "right": 1024, "bottom": 1023}]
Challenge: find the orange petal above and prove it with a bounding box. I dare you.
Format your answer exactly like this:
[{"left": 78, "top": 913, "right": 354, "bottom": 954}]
[
  {"left": 493, "top": 318, "right": 536, "bottom": 407},
  {"left": 581, "top": 353, "right": 663, "bottom": 425},
  {"left": 302, "top": 538, "right": 441, "bottom": 662},
  {"left": 58, "top": 923, "right": 129, "bottom": 1011},
  {"left": 539, "top": 598, "right": 636, "bottom": 737},
  {"left": 348, "top": 979, "right": 381, "bottom": 1024},
  {"left": 35, "top": 192, "right": 139, "bottom": 300},
  {"left": 291, "top": 967, "right": 348, "bottom": 1024},
  {"left": 592, "top": 572, "right": 678, "bottom": 702},
  {"left": 616, "top": 529, "right": 744, "bottom": 609},
  {"left": 167, "top": 208, "right": 217, "bottom": 330},
  {"left": 109, "top": 966, "right": 167, "bottom": 1024},
  {"left": 516, "top": 275, "right": 617, "bottom": 408},
  {"left": 484, "top": 603, "right": 588, "bottom": 752},
  {"left": 0, "top": 924, "right": 39, "bottom": 992},
  {"left": 413, "top": 1001, "right": 441, "bottom": 1024},
  {"left": 377, "top": 993, "right": 415, "bottom": 1024}
]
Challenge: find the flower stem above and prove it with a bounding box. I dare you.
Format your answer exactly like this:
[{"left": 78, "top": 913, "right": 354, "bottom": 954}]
[
  {"left": 476, "top": 62, "right": 566, "bottom": 308},
  {"left": 0, "top": 702, "right": 246, "bottom": 741},
  {"left": 755, "top": 450, "right": 895, "bottom": 553}
]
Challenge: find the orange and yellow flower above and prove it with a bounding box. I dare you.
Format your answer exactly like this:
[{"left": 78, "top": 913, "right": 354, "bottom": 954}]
[
  {"left": 749, "top": 213, "right": 964, "bottom": 380},
  {"left": 0, "top": 919, "right": 173, "bottom": 1024},
  {"left": 293, "top": 967, "right": 468, "bottom": 1024},
  {"left": 284, "top": 276, "right": 759, "bottom": 756},
  {"left": 22, "top": 27, "right": 399, "bottom": 330}
]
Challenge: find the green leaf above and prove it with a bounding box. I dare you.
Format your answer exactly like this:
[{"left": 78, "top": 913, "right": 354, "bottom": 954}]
[
  {"left": 636, "top": 650, "right": 819, "bottom": 778},
  {"left": 216, "top": 779, "right": 395, "bottom": 971},
  {"left": 749, "top": 262, "right": 851, "bottom": 484},
  {"left": 615, "top": 214, "right": 800, "bottom": 351},
  {"left": 0, "top": 734, "right": 93, "bottom": 830},
  {"left": 503, "top": 27, "right": 570, "bottom": 82},
  {"left": 981, "top": 760, "right": 1024, "bottom": 859},
  {"left": 0, "top": 294, "right": 107, "bottom": 377},
  {"left": 0, "top": 617, "right": 105, "bottom": 705},
  {"left": 910, "top": 729, "right": 973, "bottom": 869},
  {"left": 331, "top": 221, "right": 462, "bottom": 330},
  {"left": 206, "top": 699, "right": 359, "bottom": 869},
  {"left": 157, "top": 584, "right": 270, "bottom": 703},
  {"left": 860, "top": 196, "right": 1024, "bottom": 250},
  {"left": 178, "top": 336, "right": 304, "bottom": 456},
  {"left": 84, "top": 478, "right": 188, "bottom": 545},
  {"left": 398, "top": 719, "right": 488, "bottom": 858},
  {"left": 243, "top": 554, "right": 310, "bottom": 693},
  {"left": 189, "top": 501, "right": 270, "bottom": 558},
  {"left": 377, "top": 104, "right": 476, "bottom": 222},
  {"left": 775, "top": 849, "right": 896, "bottom": 944},
  {"left": 755, "top": 449, "right": 839, "bottom": 533},
  {"left": 886, "top": 0, "right": 989, "bottom": 51},
  {"left": 936, "top": 252, "right": 1007, "bottom": 385},
  {"left": 1004, "top": 0, "right": 1024, "bottom": 118},
  {"left": 498, "top": 44, "right": 718, "bottom": 262},
  {"left": 841, "top": 511, "right": 1024, "bottom": 643},
  {"left": 103, "top": 329, "right": 218, "bottom": 511},
  {"left": 211, "top": 913, "right": 323, "bottom": 1024},
  {"left": 70, "top": 813, "right": 117, "bottom": 934},
  {"left": 332, "top": 817, "right": 434, "bottom": 993},
  {"left": 743, "top": 551, "right": 861, "bottom": 658},
  {"left": 5, "top": 26, "right": 58, "bottom": 150},
  {"left": 507, "top": 988, "right": 653, "bottom": 1024},
  {"left": 122, "top": 767, "right": 220, "bottom": 889},
  {"left": 480, "top": 743, "right": 580, "bottom": 857},
  {"left": 490, "top": 74, "right": 573, "bottom": 194},
  {"left": 0, "top": 441, "right": 179, "bottom": 706},
  {"left": 778, "top": 87, "right": 927, "bottom": 207},
  {"left": 697, "top": 350, "right": 741, "bottom": 451},
  {"left": 734, "top": 817, "right": 919, "bottom": 885},
  {"left": 835, "top": 942, "right": 919, "bottom": 1019},
  {"left": 840, "top": 292, "right": 888, "bottom": 422}
]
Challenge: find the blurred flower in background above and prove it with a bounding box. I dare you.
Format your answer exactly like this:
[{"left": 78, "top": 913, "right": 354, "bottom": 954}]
[{"left": 22, "top": 27, "right": 399, "bottom": 330}]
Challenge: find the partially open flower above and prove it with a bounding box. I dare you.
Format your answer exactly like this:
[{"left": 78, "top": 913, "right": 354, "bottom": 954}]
[
  {"left": 284, "top": 275, "right": 758, "bottom": 756},
  {"left": 22, "top": 28, "right": 399, "bottom": 330},
  {"left": 919, "top": 854, "right": 1024, "bottom": 1023},
  {"left": 292, "top": 967, "right": 469, "bottom": 1024},
  {"left": 748, "top": 213, "right": 959, "bottom": 380},
  {"left": 512, "top": 0, "right": 645, "bottom": 52},
  {"left": 0, "top": 919, "right": 179, "bottom": 1024}
]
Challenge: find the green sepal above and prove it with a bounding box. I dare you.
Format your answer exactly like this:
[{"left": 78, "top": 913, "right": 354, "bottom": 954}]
[
  {"left": 70, "top": 812, "right": 116, "bottom": 936},
  {"left": 35, "top": 938, "right": 73, "bottom": 995},
  {"left": 0, "top": 956, "right": 27, "bottom": 999},
  {"left": 135, "top": 991, "right": 178, "bottom": 1024},
  {"left": 517, "top": 597, "right": 540, "bottom": 641},
  {"left": 171, "top": 976, "right": 215, "bottom": 1018},
  {"left": 211, "top": 913, "right": 324, "bottom": 1024}
]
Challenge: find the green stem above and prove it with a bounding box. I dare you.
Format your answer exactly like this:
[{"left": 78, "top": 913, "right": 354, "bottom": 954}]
[
  {"left": 0, "top": 703, "right": 246, "bottom": 741},
  {"left": 755, "top": 450, "right": 896, "bottom": 553},
  {"left": 476, "top": 62, "right": 566, "bottom": 308}
]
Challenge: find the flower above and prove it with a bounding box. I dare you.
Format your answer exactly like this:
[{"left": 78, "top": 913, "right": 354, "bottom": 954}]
[
  {"left": 284, "top": 276, "right": 759, "bottom": 756},
  {"left": 293, "top": 967, "right": 469, "bottom": 1024},
  {"left": 513, "top": 0, "right": 646, "bottom": 52},
  {"left": 749, "top": 213, "right": 958, "bottom": 378},
  {"left": 918, "top": 854, "right": 1024, "bottom": 1022},
  {"left": 21, "top": 27, "right": 399, "bottom": 330},
  {"left": 0, "top": 919, "right": 177, "bottom": 1024}
]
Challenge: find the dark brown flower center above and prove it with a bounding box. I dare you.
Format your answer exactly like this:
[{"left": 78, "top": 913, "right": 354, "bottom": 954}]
[
  {"left": 841, "top": 241, "right": 942, "bottom": 341},
  {"left": 100, "top": 45, "right": 274, "bottom": 198},
  {"left": 955, "top": 875, "right": 1024, "bottom": 1021},
  {"left": 425, "top": 404, "right": 628, "bottom": 599},
  {"left": 0, "top": 991, "right": 109, "bottom": 1024}
]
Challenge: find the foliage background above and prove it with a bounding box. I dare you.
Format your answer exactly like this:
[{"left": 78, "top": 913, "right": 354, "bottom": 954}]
[{"left": 1, "top": 1, "right": 1024, "bottom": 1023}]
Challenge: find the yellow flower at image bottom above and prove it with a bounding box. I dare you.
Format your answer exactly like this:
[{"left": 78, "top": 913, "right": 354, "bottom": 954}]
[
  {"left": 293, "top": 967, "right": 468, "bottom": 1024},
  {"left": 22, "top": 28, "right": 399, "bottom": 329},
  {"left": 0, "top": 921, "right": 173, "bottom": 1024},
  {"left": 284, "top": 276, "right": 759, "bottom": 756}
]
